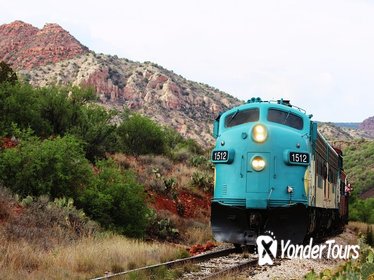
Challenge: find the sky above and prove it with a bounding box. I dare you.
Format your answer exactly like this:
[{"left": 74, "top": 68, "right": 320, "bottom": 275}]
[{"left": 2, "top": 0, "right": 374, "bottom": 122}]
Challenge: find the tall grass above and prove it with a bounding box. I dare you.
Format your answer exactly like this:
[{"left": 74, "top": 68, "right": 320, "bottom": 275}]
[
  {"left": 0, "top": 234, "right": 184, "bottom": 279},
  {"left": 348, "top": 221, "right": 374, "bottom": 246}
]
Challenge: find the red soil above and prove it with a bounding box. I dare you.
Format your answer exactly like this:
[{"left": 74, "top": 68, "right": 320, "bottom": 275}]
[
  {"left": 150, "top": 191, "right": 211, "bottom": 219},
  {"left": 188, "top": 241, "right": 217, "bottom": 255}
]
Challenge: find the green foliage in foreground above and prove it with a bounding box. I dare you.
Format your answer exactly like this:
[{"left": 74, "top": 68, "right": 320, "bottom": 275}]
[
  {"left": 304, "top": 238, "right": 374, "bottom": 280},
  {"left": 0, "top": 134, "right": 149, "bottom": 237},
  {"left": 0, "top": 133, "right": 92, "bottom": 199}
]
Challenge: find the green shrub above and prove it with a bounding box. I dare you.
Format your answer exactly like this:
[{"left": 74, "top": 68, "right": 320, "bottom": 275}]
[
  {"left": 0, "top": 134, "right": 92, "bottom": 199},
  {"left": 4, "top": 195, "right": 98, "bottom": 249},
  {"left": 69, "top": 104, "right": 117, "bottom": 161},
  {"left": 117, "top": 113, "right": 167, "bottom": 155},
  {"left": 191, "top": 171, "right": 214, "bottom": 192},
  {"left": 77, "top": 159, "right": 148, "bottom": 237},
  {"left": 0, "top": 83, "right": 51, "bottom": 136},
  {"left": 349, "top": 198, "right": 374, "bottom": 224},
  {"left": 146, "top": 210, "right": 180, "bottom": 242},
  {"left": 170, "top": 139, "right": 204, "bottom": 162}
]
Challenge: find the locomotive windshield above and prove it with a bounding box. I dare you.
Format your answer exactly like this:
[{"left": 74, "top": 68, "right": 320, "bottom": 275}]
[
  {"left": 225, "top": 108, "right": 259, "bottom": 128},
  {"left": 267, "top": 108, "right": 303, "bottom": 130}
]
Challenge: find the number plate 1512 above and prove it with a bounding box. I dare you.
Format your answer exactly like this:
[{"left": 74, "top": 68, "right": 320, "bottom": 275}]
[
  {"left": 212, "top": 151, "right": 229, "bottom": 162},
  {"left": 289, "top": 152, "right": 309, "bottom": 164}
]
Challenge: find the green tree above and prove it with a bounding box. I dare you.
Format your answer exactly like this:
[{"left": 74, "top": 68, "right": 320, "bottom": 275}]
[{"left": 0, "top": 61, "right": 17, "bottom": 84}]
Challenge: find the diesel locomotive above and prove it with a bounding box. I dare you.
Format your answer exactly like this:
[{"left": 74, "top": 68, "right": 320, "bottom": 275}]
[{"left": 211, "top": 98, "right": 349, "bottom": 245}]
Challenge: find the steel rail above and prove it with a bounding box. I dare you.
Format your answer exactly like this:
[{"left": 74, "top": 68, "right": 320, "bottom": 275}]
[
  {"left": 200, "top": 259, "right": 258, "bottom": 280},
  {"left": 90, "top": 247, "right": 238, "bottom": 280}
]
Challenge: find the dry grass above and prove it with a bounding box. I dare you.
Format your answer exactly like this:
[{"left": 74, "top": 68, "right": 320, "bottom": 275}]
[
  {"left": 0, "top": 187, "right": 185, "bottom": 279},
  {"left": 184, "top": 225, "right": 213, "bottom": 246},
  {"left": 165, "top": 211, "right": 212, "bottom": 245},
  {"left": 348, "top": 221, "right": 374, "bottom": 245},
  {"left": 0, "top": 234, "right": 184, "bottom": 279},
  {"left": 348, "top": 221, "right": 373, "bottom": 235}
]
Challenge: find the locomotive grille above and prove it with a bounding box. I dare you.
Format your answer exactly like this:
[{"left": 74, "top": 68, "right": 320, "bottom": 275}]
[{"left": 222, "top": 184, "right": 227, "bottom": 195}]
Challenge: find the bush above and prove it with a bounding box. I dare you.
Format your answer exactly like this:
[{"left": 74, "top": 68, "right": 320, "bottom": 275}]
[
  {"left": 170, "top": 139, "right": 204, "bottom": 162},
  {"left": 69, "top": 104, "right": 117, "bottom": 161},
  {"left": 349, "top": 198, "right": 374, "bottom": 224},
  {"left": 4, "top": 195, "right": 98, "bottom": 249},
  {"left": 191, "top": 171, "right": 214, "bottom": 192},
  {"left": 117, "top": 113, "right": 167, "bottom": 155},
  {"left": 77, "top": 159, "right": 148, "bottom": 237},
  {"left": 0, "top": 83, "right": 51, "bottom": 136},
  {"left": 0, "top": 134, "right": 93, "bottom": 199},
  {"left": 146, "top": 209, "right": 180, "bottom": 242}
]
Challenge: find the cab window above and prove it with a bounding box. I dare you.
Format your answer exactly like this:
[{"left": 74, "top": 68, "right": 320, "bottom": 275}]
[
  {"left": 267, "top": 108, "right": 303, "bottom": 130},
  {"left": 225, "top": 108, "right": 259, "bottom": 128}
]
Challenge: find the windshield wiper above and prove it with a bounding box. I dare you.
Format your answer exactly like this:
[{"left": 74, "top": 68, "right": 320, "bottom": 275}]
[
  {"left": 227, "top": 109, "right": 239, "bottom": 126},
  {"left": 283, "top": 111, "right": 290, "bottom": 125}
]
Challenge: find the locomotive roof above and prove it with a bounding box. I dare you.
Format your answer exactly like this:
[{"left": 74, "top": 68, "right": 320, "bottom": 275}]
[{"left": 224, "top": 98, "right": 311, "bottom": 119}]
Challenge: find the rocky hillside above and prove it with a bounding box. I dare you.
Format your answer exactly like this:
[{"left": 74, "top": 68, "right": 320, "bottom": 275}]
[
  {"left": 359, "top": 116, "right": 374, "bottom": 137},
  {"left": 0, "top": 21, "right": 240, "bottom": 146},
  {"left": 318, "top": 122, "right": 373, "bottom": 142}
]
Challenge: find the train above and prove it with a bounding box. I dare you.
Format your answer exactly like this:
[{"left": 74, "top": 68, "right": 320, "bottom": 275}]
[{"left": 211, "top": 98, "right": 350, "bottom": 246}]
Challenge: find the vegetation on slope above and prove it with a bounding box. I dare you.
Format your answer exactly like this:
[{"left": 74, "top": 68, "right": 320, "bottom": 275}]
[
  {"left": 0, "top": 62, "right": 210, "bottom": 239},
  {"left": 0, "top": 62, "right": 213, "bottom": 277},
  {"left": 343, "top": 140, "right": 374, "bottom": 224}
]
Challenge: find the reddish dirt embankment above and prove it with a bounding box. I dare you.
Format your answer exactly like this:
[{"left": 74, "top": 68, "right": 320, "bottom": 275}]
[{"left": 151, "top": 191, "right": 211, "bottom": 219}]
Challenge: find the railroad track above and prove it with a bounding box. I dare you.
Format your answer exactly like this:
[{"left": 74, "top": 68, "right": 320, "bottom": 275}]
[
  {"left": 184, "top": 254, "right": 258, "bottom": 280},
  {"left": 90, "top": 246, "right": 239, "bottom": 280}
]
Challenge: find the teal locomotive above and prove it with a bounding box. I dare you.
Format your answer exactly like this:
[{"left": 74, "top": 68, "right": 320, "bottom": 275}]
[{"left": 211, "top": 98, "right": 349, "bottom": 245}]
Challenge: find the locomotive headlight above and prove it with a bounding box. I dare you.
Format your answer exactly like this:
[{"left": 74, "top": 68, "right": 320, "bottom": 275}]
[
  {"left": 252, "top": 124, "right": 268, "bottom": 143},
  {"left": 251, "top": 156, "right": 266, "bottom": 171}
]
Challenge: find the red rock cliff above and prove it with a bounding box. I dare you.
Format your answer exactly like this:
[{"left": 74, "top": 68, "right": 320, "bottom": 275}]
[{"left": 0, "top": 20, "right": 88, "bottom": 70}]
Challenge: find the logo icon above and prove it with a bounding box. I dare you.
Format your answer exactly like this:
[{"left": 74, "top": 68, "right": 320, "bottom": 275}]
[{"left": 256, "top": 232, "right": 278, "bottom": 265}]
